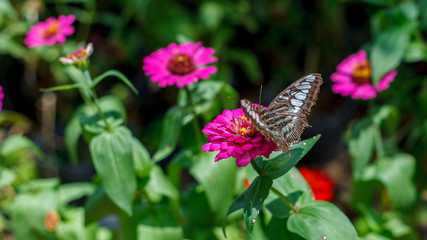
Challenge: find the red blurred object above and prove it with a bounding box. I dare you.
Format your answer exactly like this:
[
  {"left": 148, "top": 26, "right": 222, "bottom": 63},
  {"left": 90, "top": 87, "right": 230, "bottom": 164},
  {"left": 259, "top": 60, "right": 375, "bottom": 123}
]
[
  {"left": 299, "top": 167, "right": 335, "bottom": 202},
  {"left": 244, "top": 177, "right": 250, "bottom": 189}
]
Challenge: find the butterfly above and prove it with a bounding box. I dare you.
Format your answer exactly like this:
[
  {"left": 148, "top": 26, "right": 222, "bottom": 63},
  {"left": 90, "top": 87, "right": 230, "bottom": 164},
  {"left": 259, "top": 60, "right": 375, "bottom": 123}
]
[{"left": 240, "top": 73, "right": 323, "bottom": 153}]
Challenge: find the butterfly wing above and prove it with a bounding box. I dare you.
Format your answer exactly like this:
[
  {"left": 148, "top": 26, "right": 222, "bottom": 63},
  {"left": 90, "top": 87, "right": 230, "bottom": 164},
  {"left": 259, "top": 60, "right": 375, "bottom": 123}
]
[
  {"left": 267, "top": 73, "right": 323, "bottom": 116},
  {"left": 241, "top": 73, "right": 322, "bottom": 153}
]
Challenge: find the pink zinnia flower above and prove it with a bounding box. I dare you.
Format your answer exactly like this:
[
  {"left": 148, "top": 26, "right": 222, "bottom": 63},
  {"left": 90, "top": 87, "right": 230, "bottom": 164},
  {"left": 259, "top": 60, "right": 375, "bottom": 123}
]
[
  {"left": 143, "top": 42, "right": 217, "bottom": 88},
  {"left": 24, "top": 15, "right": 75, "bottom": 48},
  {"left": 331, "top": 50, "right": 397, "bottom": 100},
  {"left": 202, "top": 108, "right": 277, "bottom": 167},
  {"left": 0, "top": 86, "right": 3, "bottom": 111}
]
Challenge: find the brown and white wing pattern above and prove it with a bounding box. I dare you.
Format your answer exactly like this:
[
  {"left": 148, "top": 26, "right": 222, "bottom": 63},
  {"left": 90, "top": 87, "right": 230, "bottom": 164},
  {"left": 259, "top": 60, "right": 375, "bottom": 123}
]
[{"left": 240, "top": 73, "right": 323, "bottom": 153}]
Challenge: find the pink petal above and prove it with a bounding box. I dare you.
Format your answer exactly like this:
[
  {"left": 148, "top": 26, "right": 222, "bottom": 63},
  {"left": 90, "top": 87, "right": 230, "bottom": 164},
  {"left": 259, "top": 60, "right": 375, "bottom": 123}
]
[
  {"left": 376, "top": 70, "right": 397, "bottom": 92},
  {"left": 330, "top": 72, "right": 352, "bottom": 83},
  {"left": 332, "top": 82, "right": 357, "bottom": 96},
  {"left": 236, "top": 153, "right": 251, "bottom": 167},
  {"left": 351, "top": 84, "right": 377, "bottom": 100}
]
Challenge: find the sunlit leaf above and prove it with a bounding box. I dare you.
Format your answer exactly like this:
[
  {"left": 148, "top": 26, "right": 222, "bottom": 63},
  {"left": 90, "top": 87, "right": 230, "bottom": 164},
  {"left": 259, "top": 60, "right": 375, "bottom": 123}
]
[
  {"left": 0, "top": 168, "right": 15, "bottom": 188},
  {"left": 89, "top": 126, "right": 136, "bottom": 215},
  {"left": 288, "top": 201, "right": 358, "bottom": 239},
  {"left": 190, "top": 151, "right": 237, "bottom": 216}
]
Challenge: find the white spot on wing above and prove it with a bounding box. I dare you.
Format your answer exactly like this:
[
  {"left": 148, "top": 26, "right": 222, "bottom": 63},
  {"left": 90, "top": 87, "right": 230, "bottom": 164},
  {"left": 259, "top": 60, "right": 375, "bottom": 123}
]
[
  {"left": 296, "top": 84, "right": 311, "bottom": 89},
  {"left": 305, "top": 75, "right": 315, "bottom": 82},
  {"left": 291, "top": 99, "right": 303, "bottom": 107},
  {"left": 301, "top": 89, "right": 309, "bottom": 93},
  {"left": 295, "top": 93, "right": 306, "bottom": 100}
]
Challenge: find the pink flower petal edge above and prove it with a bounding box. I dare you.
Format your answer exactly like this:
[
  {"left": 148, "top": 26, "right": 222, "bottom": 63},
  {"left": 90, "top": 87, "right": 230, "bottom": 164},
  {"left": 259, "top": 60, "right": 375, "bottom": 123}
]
[
  {"left": 202, "top": 108, "right": 277, "bottom": 167},
  {"left": 143, "top": 42, "right": 217, "bottom": 88}
]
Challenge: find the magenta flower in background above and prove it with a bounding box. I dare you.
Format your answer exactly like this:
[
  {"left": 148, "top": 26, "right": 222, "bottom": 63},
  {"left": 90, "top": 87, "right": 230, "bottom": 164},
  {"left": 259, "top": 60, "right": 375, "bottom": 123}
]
[
  {"left": 25, "top": 15, "right": 75, "bottom": 48},
  {"left": 331, "top": 50, "right": 397, "bottom": 100},
  {"left": 202, "top": 108, "right": 277, "bottom": 167},
  {"left": 143, "top": 42, "right": 217, "bottom": 88}
]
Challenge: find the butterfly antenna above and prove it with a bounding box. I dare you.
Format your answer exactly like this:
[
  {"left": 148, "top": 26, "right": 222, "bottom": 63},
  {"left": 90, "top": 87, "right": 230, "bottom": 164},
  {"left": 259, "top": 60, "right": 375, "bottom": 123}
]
[{"left": 258, "top": 84, "right": 263, "bottom": 104}]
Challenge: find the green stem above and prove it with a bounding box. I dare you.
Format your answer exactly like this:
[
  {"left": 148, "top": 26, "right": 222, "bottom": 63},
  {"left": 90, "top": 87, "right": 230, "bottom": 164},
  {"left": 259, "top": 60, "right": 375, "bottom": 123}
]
[
  {"left": 83, "top": 70, "right": 112, "bottom": 131},
  {"left": 374, "top": 127, "right": 384, "bottom": 159},
  {"left": 249, "top": 160, "right": 299, "bottom": 213},
  {"left": 270, "top": 186, "right": 299, "bottom": 214},
  {"left": 184, "top": 85, "right": 203, "bottom": 149},
  {"left": 183, "top": 85, "right": 193, "bottom": 106}
]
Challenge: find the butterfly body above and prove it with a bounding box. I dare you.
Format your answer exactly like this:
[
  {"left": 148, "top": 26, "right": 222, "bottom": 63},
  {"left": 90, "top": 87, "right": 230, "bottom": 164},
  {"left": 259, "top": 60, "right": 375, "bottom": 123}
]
[{"left": 241, "top": 73, "right": 323, "bottom": 153}]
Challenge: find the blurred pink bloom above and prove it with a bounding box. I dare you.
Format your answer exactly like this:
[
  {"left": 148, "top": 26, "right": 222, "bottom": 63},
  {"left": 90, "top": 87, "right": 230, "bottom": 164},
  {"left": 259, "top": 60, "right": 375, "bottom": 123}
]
[
  {"left": 59, "top": 43, "right": 93, "bottom": 64},
  {"left": 0, "top": 86, "right": 3, "bottom": 111},
  {"left": 202, "top": 108, "right": 277, "bottom": 167},
  {"left": 143, "top": 42, "right": 217, "bottom": 88},
  {"left": 24, "top": 15, "right": 75, "bottom": 48},
  {"left": 331, "top": 50, "right": 398, "bottom": 100},
  {"left": 59, "top": 43, "right": 93, "bottom": 69}
]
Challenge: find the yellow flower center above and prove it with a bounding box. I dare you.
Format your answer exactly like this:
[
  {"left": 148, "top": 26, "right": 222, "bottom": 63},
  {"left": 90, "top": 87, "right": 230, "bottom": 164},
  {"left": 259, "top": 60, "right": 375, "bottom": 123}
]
[
  {"left": 43, "top": 20, "right": 59, "bottom": 39},
  {"left": 234, "top": 116, "right": 254, "bottom": 137},
  {"left": 352, "top": 60, "right": 371, "bottom": 85},
  {"left": 67, "top": 48, "right": 87, "bottom": 60}
]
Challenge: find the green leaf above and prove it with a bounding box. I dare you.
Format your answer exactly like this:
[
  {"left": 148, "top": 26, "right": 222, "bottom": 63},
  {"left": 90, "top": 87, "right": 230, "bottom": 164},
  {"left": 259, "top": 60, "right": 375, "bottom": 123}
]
[
  {"left": 265, "top": 168, "right": 314, "bottom": 219},
  {"left": 225, "top": 193, "right": 245, "bottom": 217},
  {"left": 10, "top": 189, "right": 58, "bottom": 240},
  {"left": 404, "top": 40, "right": 427, "bottom": 63},
  {"left": 360, "top": 154, "right": 416, "bottom": 209},
  {"left": 145, "top": 165, "right": 179, "bottom": 202},
  {"left": 134, "top": 204, "right": 183, "bottom": 240},
  {"left": 348, "top": 120, "right": 376, "bottom": 179},
  {"left": 64, "top": 108, "right": 83, "bottom": 164},
  {"left": 244, "top": 175, "right": 272, "bottom": 233},
  {"left": 40, "top": 83, "right": 88, "bottom": 92},
  {"left": 288, "top": 201, "right": 358, "bottom": 240},
  {"left": 0, "top": 168, "right": 15, "bottom": 188},
  {"left": 64, "top": 66, "right": 93, "bottom": 101},
  {"left": 266, "top": 217, "right": 304, "bottom": 240},
  {"left": 255, "top": 135, "right": 321, "bottom": 179},
  {"left": 80, "top": 95, "right": 126, "bottom": 141},
  {"left": 17, "top": 178, "right": 60, "bottom": 192},
  {"left": 56, "top": 208, "right": 86, "bottom": 240},
  {"left": 370, "top": 23, "right": 414, "bottom": 85},
  {"left": 199, "top": 1, "right": 225, "bottom": 29},
  {"left": 84, "top": 187, "right": 121, "bottom": 224},
  {"left": 131, "top": 137, "right": 154, "bottom": 178},
  {"left": 91, "top": 70, "right": 138, "bottom": 94},
  {"left": 58, "top": 182, "right": 95, "bottom": 206},
  {"left": 422, "top": 0, "right": 427, "bottom": 32},
  {"left": 361, "top": 0, "right": 396, "bottom": 6},
  {"left": 152, "top": 106, "right": 184, "bottom": 162},
  {"left": 190, "top": 151, "right": 237, "bottom": 216},
  {"left": 89, "top": 126, "right": 136, "bottom": 215},
  {"left": 0, "top": 135, "right": 44, "bottom": 160},
  {"left": 177, "top": 80, "right": 239, "bottom": 123}
]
